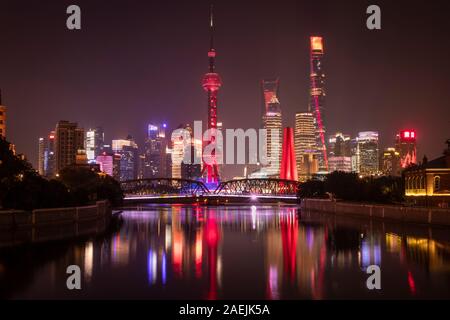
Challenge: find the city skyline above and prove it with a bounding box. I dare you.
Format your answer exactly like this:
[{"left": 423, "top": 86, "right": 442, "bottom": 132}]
[{"left": 1, "top": 0, "right": 450, "bottom": 179}]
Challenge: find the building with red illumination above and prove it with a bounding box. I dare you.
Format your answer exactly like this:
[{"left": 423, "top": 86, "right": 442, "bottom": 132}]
[
  {"left": 0, "top": 90, "right": 6, "bottom": 139},
  {"left": 396, "top": 130, "right": 417, "bottom": 168},
  {"left": 309, "top": 36, "right": 328, "bottom": 174},
  {"left": 201, "top": 5, "right": 222, "bottom": 185},
  {"left": 280, "top": 127, "right": 298, "bottom": 181}
]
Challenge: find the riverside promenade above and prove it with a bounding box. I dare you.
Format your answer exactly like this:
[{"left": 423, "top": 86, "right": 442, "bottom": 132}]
[
  {"left": 0, "top": 200, "right": 112, "bottom": 248},
  {"left": 301, "top": 199, "right": 450, "bottom": 227}
]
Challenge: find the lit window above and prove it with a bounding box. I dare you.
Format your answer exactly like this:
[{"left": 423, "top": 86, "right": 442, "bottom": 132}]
[{"left": 434, "top": 176, "right": 441, "bottom": 192}]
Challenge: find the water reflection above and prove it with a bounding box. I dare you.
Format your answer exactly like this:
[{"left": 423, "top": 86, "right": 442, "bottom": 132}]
[{"left": 1, "top": 205, "right": 450, "bottom": 299}]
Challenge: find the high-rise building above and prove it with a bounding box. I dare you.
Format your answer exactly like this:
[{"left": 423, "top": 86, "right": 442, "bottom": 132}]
[
  {"left": 357, "top": 131, "right": 380, "bottom": 177},
  {"left": 327, "top": 132, "right": 352, "bottom": 173},
  {"left": 46, "top": 131, "right": 56, "bottom": 177},
  {"left": 201, "top": 5, "right": 222, "bottom": 184},
  {"left": 38, "top": 137, "right": 46, "bottom": 176},
  {"left": 96, "top": 152, "right": 114, "bottom": 176},
  {"left": 395, "top": 130, "right": 417, "bottom": 168},
  {"left": 328, "top": 132, "right": 351, "bottom": 157},
  {"left": 350, "top": 137, "right": 359, "bottom": 173},
  {"left": 0, "top": 91, "right": 6, "bottom": 139},
  {"left": 181, "top": 143, "right": 202, "bottom": 180},
  {"left": 295, "top": 112, "right": 318, "bottom": 181},
  {"left": 112, "top": 135, "right": 139, "bottom": 181},
  {"left": 171, "top": 124, "right": 202, "bottom": 179},
  {"left": 86, "top": 127, "right": 104, "bottom": 163},
  {"left": 262, "top": 79, "right": 282, "bottom": 178},
  {"left": 309, "top": 36, "right": 328, "bottom": 173},
  {"left": 328, "top": 156, "right": 352, "bottom": 173},
  {"left": 55, "top": 121, "right": 85, "bottom": 174},
  {"left": 280, "top": 128, "right": 298, "bottom": 181},
  {"left": 143, "top": 123, "right": 168, "bottom": 178},
  {"left": 382, "top": 147, "right": 401, "bottom": 176}
]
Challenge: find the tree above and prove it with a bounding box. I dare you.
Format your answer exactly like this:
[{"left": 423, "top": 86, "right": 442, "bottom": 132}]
[
  {"left": 1, "top": 137, "right": 123, "bottom": 210},
  {"left": 0, "top": 137, "right": 70, "bottom": 210},
  {"left": 59, "top": 166, "right": 123, "bottom": 207}
]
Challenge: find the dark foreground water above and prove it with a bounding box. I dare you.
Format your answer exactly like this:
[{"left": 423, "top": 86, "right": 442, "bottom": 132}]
[{"left": 1, "top": 204, "right": 450, "bottom": 299}]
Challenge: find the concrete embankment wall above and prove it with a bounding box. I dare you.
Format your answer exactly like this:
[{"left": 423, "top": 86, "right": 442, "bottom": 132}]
[
  {"left": 0, "top": 201, "right": 111, "bottom": 248},
  {"left": 301, "top": 199, "right": 450, "bottom": 226}
]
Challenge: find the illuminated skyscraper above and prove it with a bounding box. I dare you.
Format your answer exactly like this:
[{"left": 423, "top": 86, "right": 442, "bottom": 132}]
[
  {"left": 309, "top": 36, "right": 328, "bottom": 173},
  {"left": 96, "top": 152, "right": 114, "bottom": 176},
  {"left": 143, "top": 123, "right": 168, "bottom": 178},
  {"left": 201, "top": 5, "right": 222, "bottom": 184},
  {"left": 0, "top": 91, "right": 6, "bottom": 139},
  {"left": 395, "top": 130, "right": 417, "bottom": 168},
  {"left": 382, "top": 147, "right": 401, "bottom": 176},
  {"left": 357, "top": 131, "right": 380, "bottom": 177},
  {"left": 295, "top": 112, "right": 318, "bottom": 181},
  {"left": 262, "top": 79, "right": 282, "bottom": 178},
  {"left": 171, "top": 124, "right": 202, "bottom": 179},
  {"left": 112, "top": 135, "right": 139, "bottom": 181},
  {"left": 38, "top": 137, "right": 46, "bottom": 176},
  {"left": 328, "top": 132, "right": 352, "bottom": 173},
  {"left": 328, "top": 132, "right": 351, "bottom": 157},
  {"left": 86, "top": 127, "right": 104, "bottom": 163},
  {"left": 55, "top": 121, "right": 85, "bottom": 173}
]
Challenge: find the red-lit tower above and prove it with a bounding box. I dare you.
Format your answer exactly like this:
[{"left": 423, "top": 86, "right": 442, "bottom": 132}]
[
  {"left": 309, "top": 36, "right": 328, "bottom": 173},
  {"left": 396, "top": 130, "right": 417, "bottom": 168},
  {"left": 201, "top": 5, "right": 222, "bottom": 184}
]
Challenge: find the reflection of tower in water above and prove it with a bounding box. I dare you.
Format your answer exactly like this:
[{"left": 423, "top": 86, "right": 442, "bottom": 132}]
[{"left": 204, "top": 213, "right": 220, "bottom": 300}]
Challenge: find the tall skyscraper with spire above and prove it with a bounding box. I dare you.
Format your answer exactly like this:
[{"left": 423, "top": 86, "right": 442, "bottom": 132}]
[
  {"left": 201, "top": 5, "right": 222, "bottom": 184},
  {"left": 309, "top": 36, "right": 328, "bottom": 174},
  {"left": 262, "top": 78, "right": 282, "bottom": 178},
  {"left": 0, "top": 90, "right": 7, "bottom": 139}
]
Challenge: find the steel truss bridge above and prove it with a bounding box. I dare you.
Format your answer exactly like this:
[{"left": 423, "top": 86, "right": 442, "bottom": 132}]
[{"left": 121, "top": 178, "right": 299, "bottom": 202}]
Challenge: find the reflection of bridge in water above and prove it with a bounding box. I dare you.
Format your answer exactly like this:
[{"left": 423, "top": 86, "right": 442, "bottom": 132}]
[{"left": 121, "top": 178, "right": 300, "bottom": 204}]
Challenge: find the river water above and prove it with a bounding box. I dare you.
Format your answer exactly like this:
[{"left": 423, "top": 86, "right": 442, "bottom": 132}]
[{"left": 1, "top": 204, "right": 450, "bottom": 299}]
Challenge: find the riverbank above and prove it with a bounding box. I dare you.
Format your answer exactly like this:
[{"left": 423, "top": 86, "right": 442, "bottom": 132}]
[
  {"left": 0, "top": 200, "right": 113, "bottom": 248},
  {"left": 301, "top": 199, "right": 450, "bottom": 227}
]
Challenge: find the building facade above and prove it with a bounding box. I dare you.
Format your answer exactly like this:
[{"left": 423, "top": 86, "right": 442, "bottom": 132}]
[
  {"left": 357, "top": 131, "right": 380, "bottom": 177},
  {"left": 382, "top": 147, "right": 401, "bottom": 176},
  {"left": 86, "top": 127, "right": 104, "bottom": 163},
  {"left": 328, "top": 156, "right": 352, "bottom": 173},
  {"left": 95, "top": 153, "right": 114, "bottom": 176},
  {"left": 112, "top": 136, "right": 139, "bottom": 181},
  {"left": 55, "top": 121, "right": 85, "bottom": 174},
  {"left": 294, "top": 112, "right": 318, "bottom": 181},
  {"left": 262, "top": 79, "right": 282, "bottom": 178},
  {"left": 404, "top": 141, "right": 450, "bottom": 207},
  {"left": 328, "top": 132, "right": 351, "bottom": 157},
  {"left": 143, "top": 123, "right": 168, "bottom": 179}
]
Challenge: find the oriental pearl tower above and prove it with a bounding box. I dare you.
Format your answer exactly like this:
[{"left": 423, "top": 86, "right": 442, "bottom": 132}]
[{"left": 201, "top": 5, "right": 222, "bottom": 185}]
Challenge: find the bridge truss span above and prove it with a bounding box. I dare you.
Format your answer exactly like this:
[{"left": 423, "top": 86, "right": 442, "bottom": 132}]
[
  {"left": 121, "top": 178, "right": 210, "bottom": 198},
  {"left": 214, "top": 178, "right": 299, "bottom": 197}
]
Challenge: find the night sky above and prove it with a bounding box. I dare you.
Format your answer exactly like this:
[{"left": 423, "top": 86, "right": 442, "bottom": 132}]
[{"left": 0, "top": 0, "right": 449, "bottom": 179}]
